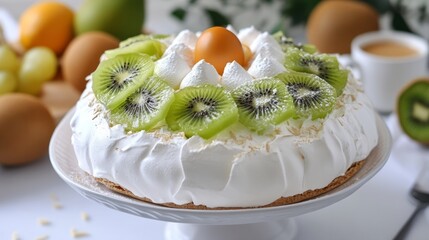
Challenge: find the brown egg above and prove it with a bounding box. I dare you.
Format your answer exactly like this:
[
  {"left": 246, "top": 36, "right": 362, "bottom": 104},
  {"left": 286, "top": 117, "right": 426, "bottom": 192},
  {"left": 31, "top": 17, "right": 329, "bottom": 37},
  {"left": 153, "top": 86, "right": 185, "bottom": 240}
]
[
  {"left": 0, "top": 93, "right": 56, "bottom": 166},
  {"left": 307, "top": 0, "right": 379, "bottom": 54},
  {"left": 61, "top": 31, "right": 119, "bottom": 92},
  {"left": 194, "top": 27, "right": 245, "bottom": 75}
]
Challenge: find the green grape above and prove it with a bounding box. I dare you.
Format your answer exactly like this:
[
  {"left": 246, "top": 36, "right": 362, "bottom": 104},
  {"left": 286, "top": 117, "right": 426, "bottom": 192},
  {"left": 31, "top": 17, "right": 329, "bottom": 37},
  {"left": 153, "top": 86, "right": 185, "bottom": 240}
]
[
  {"left": 18, "top": 47, "right": 58, "bottom": 95},
  {"left": 0, "top": 70, "right": 18, "bottom": 95},
  {"left": 0, "top": 45, "right": 20, "bottom": 73}
]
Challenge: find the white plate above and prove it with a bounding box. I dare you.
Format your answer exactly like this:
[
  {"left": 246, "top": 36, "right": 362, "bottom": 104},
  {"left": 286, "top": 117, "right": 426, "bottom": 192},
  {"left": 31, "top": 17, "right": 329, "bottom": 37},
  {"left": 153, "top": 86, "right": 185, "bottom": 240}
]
[{"left": 49, "top": 109, "right": 392, "bottom": 226}]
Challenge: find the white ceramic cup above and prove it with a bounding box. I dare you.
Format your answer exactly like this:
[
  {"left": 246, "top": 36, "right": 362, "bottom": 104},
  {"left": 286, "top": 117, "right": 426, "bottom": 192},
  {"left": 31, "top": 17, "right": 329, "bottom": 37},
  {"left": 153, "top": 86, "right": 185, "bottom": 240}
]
[{"left": 351, "top": 31, "right": 428, "bottom": 113}]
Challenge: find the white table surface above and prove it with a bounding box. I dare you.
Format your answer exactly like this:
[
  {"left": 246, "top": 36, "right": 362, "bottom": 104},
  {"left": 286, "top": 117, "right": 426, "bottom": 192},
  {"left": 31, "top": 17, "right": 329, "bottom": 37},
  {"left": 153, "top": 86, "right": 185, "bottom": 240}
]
[{"left": 1, "top": 3, "right": 429, "bottom": 240}]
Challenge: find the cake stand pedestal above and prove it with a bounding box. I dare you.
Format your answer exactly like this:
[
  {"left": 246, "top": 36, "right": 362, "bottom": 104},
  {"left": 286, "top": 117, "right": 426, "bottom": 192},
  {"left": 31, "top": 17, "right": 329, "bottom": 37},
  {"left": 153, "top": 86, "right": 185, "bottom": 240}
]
[
  {"left": 49, "top": 110, "right": 391, "bottom": 240},
  {"left": 164, "top": 219, "right": 296, "bottom": 240}
]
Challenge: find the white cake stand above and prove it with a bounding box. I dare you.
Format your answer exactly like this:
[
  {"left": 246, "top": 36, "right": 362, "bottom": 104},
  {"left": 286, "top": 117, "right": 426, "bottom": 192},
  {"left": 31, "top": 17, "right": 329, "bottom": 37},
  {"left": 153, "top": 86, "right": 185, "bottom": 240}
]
[{"left": 49, "top": 110, "right": 392, "bottom": 240}]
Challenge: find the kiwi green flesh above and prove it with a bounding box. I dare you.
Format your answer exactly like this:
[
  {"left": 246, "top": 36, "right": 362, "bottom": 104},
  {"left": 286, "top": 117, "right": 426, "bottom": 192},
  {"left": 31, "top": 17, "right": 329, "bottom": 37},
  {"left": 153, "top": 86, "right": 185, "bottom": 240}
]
[
  {"left": 398, "top": 81, "right": 429, "bottom": 143},
  {"left": 301, "top": 44, "right": 318, "bottom": 54},
  {"left": 275, "top": 72, "right": 336, "bottom": 120},
  {"left": 120, "top": 34, "right": 169, "bottom": 48},
  {"left": 412, "top": 102, "right": 429, "bottom": 123},
  {"left": 92, "top": 53, "right": 155, "bottom": 109},
  {"left": 272, "top": 31, "right": 318, "bottom": 54},
  {"left": 106, "top": 39, "right": 166, "bottom": 60},
  {"left": 109, "top": 76, "right": 175, "bottom": 132},
  {"left": 285, "top": 49, "right": 347, "bottom": 96},
  {"left": 233, "top": 79, "right": 294, "bottom": 133},
  {"left": 166, "top": 85, "right": 238, "bottom": 139},
  {"left": 120, "top": 34, "right": 150, "bottom": 48}
]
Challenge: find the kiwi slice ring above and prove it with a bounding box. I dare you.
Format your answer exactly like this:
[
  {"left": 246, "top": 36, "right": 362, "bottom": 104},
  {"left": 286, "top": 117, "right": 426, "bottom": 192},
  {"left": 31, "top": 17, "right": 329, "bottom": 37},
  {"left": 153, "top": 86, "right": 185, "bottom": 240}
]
[
  {"left": 92, "top": 53, "right": 154, "bottom": 109},
  {"left": 272, "top": 31, "right": 317, "bottom": 54},
  {"left": 397, "top": 79, "right": 429, "bottom": 145},
  {"left": 105, "top": 38, "right": 166, "bottom": 60},
  {"left": 276, "top": 72, "right": 336, "bottom": 120},
  {"left": 232, "top": 78, "right": 295, "bottom": 133},
  {"left": 166, "top": 85, "right": 238, "bottom": 139},
  {"left": 109, "top": 76, "right": 175, "bottom": 132},
  {"left": 284, "top": 48, "right": 348, "bottom": 96}
]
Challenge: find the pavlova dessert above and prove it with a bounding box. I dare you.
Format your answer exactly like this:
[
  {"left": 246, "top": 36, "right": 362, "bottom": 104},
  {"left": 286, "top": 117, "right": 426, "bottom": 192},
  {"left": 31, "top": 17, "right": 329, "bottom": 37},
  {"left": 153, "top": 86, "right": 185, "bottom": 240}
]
[{"left": 70, "top": 26, "right": 378, "bottom": 209}]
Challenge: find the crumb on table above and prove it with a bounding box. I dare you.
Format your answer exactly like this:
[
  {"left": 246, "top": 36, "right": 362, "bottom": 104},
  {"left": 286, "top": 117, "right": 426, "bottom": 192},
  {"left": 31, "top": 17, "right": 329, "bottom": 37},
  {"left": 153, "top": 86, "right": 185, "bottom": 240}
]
[
  {"left": 70, "top": 228, "right": 89, "bottom": 238},
  {"left": 37, "top": 218, "right": 51, "bottom": 226}
]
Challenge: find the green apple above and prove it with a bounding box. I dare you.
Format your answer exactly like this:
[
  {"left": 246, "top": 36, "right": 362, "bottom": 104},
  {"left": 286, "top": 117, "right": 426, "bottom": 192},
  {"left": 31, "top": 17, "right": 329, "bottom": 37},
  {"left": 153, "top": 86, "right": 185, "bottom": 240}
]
[{"left": 74, "top": 0, "right": 145, "bottom": 40}]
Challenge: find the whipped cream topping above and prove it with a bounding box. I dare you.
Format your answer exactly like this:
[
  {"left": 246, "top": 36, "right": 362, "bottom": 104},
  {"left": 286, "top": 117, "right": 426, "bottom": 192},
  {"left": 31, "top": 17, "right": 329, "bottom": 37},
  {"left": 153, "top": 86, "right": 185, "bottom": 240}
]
[
  {"left": 71, "top": 74, "right": 379, "bottom": 208},
  {"left": 247, "top": 54, "right": 286, "bottom": 78},
  {"left": 221, "top": 61, "right": 253, "bottom": 90},
  {"left": 180, "top": 60, "right": 220, "bottom": 88},
  {"left": 162, "top": 43, "right": 194, "bottom": 67},
  {"left": 250, "top": 32, "right": 282, "bottom": 55},
  {"left": 237, "top": 26, "right": 261, "bottom": 46},
  {"left": 153, "top": 26, "right": 286, "bottom": 90},
  {"left": 170, "top": 30, "right": 198, "bottom": 50},
  {"left": 257, "top": 43, "right": 285, "bottom": 63},
  {"left": 226, "top": 25, "right": 237, "bottom": 35},
  {"left": 154, "top": 51, "right": 191, "bottom": 89}
]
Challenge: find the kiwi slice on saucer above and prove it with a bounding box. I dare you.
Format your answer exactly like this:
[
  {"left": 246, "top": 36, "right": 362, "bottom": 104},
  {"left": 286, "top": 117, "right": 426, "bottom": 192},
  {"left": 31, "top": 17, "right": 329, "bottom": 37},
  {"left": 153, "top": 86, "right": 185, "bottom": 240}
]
[
  {"left": 232, "top": 78, "right": 295, "bottom": 133},
  {"left": 276, "top": 72, "right": 336, "bottom": 119},
  {"left": 285, "top": 48, "right": 348, "bottom": 96},
  {"left": 92, "top": 53, "right": 154, "bottom": 109},
  {"left": 397, "top": 78, "right": 429, "bottom": 145},
  {"left": 166, "top": 85, "right": 238, "bottom": 139}
]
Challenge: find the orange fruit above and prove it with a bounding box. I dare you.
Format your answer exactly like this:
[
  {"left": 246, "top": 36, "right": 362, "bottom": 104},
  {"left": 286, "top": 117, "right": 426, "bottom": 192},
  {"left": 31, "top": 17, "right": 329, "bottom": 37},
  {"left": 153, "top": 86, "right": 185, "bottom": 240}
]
[{"left": 19, "top": 1, "right": 74, "bottom": 55}]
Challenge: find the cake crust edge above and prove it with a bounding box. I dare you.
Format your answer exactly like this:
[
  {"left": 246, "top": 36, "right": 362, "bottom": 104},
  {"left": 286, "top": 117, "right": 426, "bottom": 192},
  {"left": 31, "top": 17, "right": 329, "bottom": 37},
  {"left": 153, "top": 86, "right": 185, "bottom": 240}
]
[{"left": 94, "top": 159, "right": 365, "bottom": 210}]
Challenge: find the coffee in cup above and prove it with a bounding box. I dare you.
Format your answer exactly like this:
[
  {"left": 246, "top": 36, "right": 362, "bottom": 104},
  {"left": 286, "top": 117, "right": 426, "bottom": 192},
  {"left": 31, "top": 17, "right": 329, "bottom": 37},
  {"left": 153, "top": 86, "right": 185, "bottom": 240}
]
[
  {"left": 351, "top": 31, "right": 428, "bottom": 113},
  {"left": 362, "top": 41, "right": 419, "bottom": 58}
]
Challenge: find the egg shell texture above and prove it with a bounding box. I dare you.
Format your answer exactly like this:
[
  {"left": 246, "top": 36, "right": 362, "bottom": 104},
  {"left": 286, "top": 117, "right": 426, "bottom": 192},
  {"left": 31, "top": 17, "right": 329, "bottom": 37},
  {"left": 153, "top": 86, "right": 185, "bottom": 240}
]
[{"left": 194, "top": 27, "right": 245, "bottom": 75}]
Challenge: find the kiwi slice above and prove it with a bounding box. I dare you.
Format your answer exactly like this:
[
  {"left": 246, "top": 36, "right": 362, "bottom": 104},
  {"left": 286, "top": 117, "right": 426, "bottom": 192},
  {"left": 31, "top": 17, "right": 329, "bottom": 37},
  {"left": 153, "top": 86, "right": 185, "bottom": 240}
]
[
  {"left": 109, "top": 76, "right": 175, "bottom": 132},
  {"left": 284, "top": 48, "right": 348, "bottom": 96},
  {"left": 105, "top": 38, "right": 167, "bottom": 60},
  {"left": 397, "top": 79, "right": 429, "bottom": 144},
  {"left": 92, "top": 53, "right": 154, "bottom": 109},
  {"left": 120, "top": 34, "right": 151, "bottom": 48},
  {"left": 272, "top": 31, "right": 317, "bottom": 54},
  {"left": 119, "top": 34, "right": 169, "bottom": 48},
  {"left": 232, "top": 78, "right": 295, "bottom": 133},
  {"left": 166, "top": 85, "right": 238, "bottom": 139},
  {"left": 276, "top": 72, "right": 336, "bottom": 119}
]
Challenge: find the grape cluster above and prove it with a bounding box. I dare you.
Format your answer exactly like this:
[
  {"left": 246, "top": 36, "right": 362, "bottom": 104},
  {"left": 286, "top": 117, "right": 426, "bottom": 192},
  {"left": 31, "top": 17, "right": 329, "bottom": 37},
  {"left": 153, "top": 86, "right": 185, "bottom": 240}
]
[{"left": 0, "top": 45, "right": 57, "bottom": 95}]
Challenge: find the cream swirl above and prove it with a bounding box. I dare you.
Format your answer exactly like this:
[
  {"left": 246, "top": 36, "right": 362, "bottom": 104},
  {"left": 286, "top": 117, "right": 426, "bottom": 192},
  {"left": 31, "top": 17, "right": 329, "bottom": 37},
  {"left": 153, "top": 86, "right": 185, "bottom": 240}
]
[
  {"left": 179, "top": 60, "right": 220, "bottom": 88},
  {"left": 221, "top": 61, "right": 253, "bottom": 90},
  {"left": 154, "top": 51, "right": 191, "bottom": 89}
]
